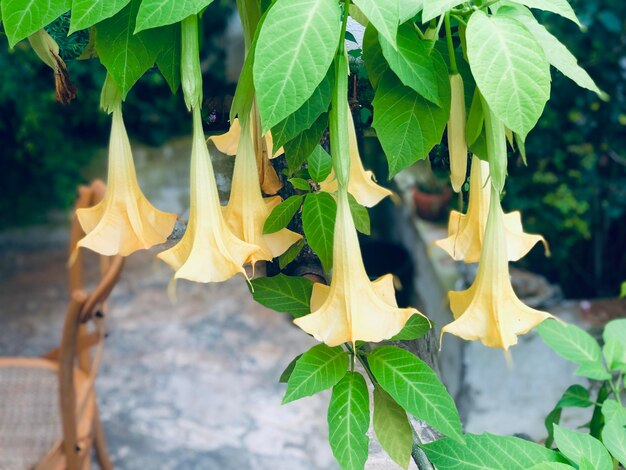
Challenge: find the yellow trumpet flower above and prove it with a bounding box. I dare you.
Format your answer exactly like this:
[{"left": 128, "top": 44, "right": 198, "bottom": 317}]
[
  {"left": 435, "top": 155, "right": 548, "bottom": 263},
  {"left": 76, "top": 105, "right": 176, "bottom": 257},
  {"left": 441, "top": 184, "right": 553, "bottom": 350},
  {"left": 157, "top": 108, "right": 259, "bottom": 283},
  {"left": 294, "top": 190, "right": 422, "bottom": 347},
  {"left": 320, "top": 107, "right": 392, "bottom": 208},
  {"left": 209, "top": 116, "right": 283, "bottom": 195},
  {"left": 447, "top": 74, "right": 468, "bottom": 193},
  {"left": 224, "top": 118, "right": 302, "bottom": 267}
]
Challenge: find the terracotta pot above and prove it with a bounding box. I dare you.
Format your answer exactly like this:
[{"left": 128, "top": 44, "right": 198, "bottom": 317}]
[{"left": 412, "top": 186, "right": 453, "bottom": 221}]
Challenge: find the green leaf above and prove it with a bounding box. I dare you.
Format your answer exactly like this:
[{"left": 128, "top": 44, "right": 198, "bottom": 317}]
[
  {"left": 602, "top": 319, "right": 626, "bottom": 371},
  {"left": 421, "top": 433, "right": 567, "bottom": 469},
  {"left": 373, "top": 387, "right": 412, "bottom": 469},
  {"left": 528, "top": 464, "right": 575, "bottom": 470},
  {"left": 466, "top": 9, "right": 550, "bottom": 139},
  {"left": 155, "top": 23, "right": 181, "bottom": 93},
  {"left": 271, "top": 71, "right": 332, "bottom": 151},
  {"left": 135, "top": 0, "right": 213, "bottom": 32},
  {"left": 390, "top": 314, "right": 432, "bottom": 341},
  {"left": 372, "top": 69, "right": 450, "bottom": 177},
  {"left": 284, "top": 344, "right": 349, "bottom": 403},
  {"left": 422, "top": 0, "right": 465, "bottom": 23},
  {"left": 368, "top": 346, "right": 463, "bottom": 442},
  {"left": 250, "top": 273, "right": 313, "bottom": 317},
  {"left": 2, "top": 0, "right": 70, "bottom": 47},
  {"left": 620, "top": 281, "right": 626, "bottom": 298},
  {"left": 279, "top": 238, "right": 305, "bottom": 269},
  {"left": 254, "top": 0, "right": 340, "bottom": 131},
  {"left": 602, "top": 419, "right": 626, "bottom": 467},
  {"left": 347, "top": 193, "right": 370, "bottom": 235},
  {"left": 302, "top": 192, "right": 336, "bottom": 272},
  {"left": 69, "top": 0, "right": 130, "bottom": 33},
  {"left": 284, "top": 113, "right": 328, "bottom": 171},
  {"left": 362, "top": 23, "right": 387, "bottom": 90},
  {"left": 501, "top": 5, "right": 605, "bottom": 99},
  {"left": 544, "top": 407, "right": 562, "bottom": 449},
  {"left": 514, "top": 0, "right": 581, "bottom": 27},
  {"left": 602, "top": 399, "right": 626, "bottom": 425},
  {"left": 398, "top": 0, "right": 423, "bottom": 23},
  {"left": 352, "top": 0, "right": 399, "bottom": 50},
  {"left": 379, "top": 22, "right": 444, "bottom": 106},
  {"left": 327, "top": 372, "right": 370, "bottom": 470},
  {"left": 537, "top": 320, "right": 611, "bottom": 381},
  {"left": 466, "top": 88, "right": 484, "bottom": 147},
  {"left": 263, "top": 195, "right": 303, "bottom": 234},
  {"left": 279, "top": 354, "right": 302, "bottom": 383},
  {"left": 289, "top": 178, "right": 311, "bottom": 191},
  {"left": 553, "top": 425, "right": 613, "bottom": 470},
  {"left": 308, "top": 145, "right": 333, "bottom": 182},
  {"left": 95, "top": 0, "right": 161, "bottom": 98},
  {"left": 555, "top": 385, "right": 593, "bottom": 409}
]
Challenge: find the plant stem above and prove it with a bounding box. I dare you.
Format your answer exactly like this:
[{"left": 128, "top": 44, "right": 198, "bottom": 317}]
[{"left": 445, "top": 12, "right": 459, "bottom": 75}]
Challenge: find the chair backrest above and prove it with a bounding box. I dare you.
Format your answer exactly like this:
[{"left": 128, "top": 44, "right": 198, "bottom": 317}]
[{"left": 59, "top": 181, "right": 124, "bottom": 470}]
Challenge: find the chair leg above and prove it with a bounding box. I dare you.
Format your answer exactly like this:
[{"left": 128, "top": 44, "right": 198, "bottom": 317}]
[{"left": 93, "top": 405, "right": 113, "bottom": 470}]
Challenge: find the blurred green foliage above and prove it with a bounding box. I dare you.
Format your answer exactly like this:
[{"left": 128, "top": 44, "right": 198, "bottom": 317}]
[
  {"left": 0, "top": 1, "right": 234, "bottom": 227},
  {"left": 505, "top": 0, "right": 626, "bottom": 297}
]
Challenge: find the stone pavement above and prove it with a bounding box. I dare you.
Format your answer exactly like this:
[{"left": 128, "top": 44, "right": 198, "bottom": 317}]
[{"left": 0, "top": 235, "right": 339, "bottom": 469}]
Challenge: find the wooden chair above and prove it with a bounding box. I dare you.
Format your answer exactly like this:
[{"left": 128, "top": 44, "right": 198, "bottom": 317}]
[{"left": 0, "top": 181, "right": 123, "bottom": 470}]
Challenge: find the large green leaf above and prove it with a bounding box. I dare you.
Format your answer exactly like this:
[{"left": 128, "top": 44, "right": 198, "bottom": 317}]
[
  {"left": 95, "top": 0, "right": 161, "bottom": 98},
  {"left": 602, "top": 319, "right": 626, "bottom": 371},
  {"left": 302, "top": 192, "right": 336, "bottom": 272},
  {"left": 372, "top": 69, "right": 449, "bottom": 177},
  {"left": 263, "top": 195, "right": 303, "bottom": 234},
  {"left": 254, "top": 0, "right": 340, "bottom": 132},
  {"left": 155, "top": 23, "right": 181, "bottom": 93},
  {"left": 602, "top": 419, "right": 626, "bottom": 467},
  {"left": 379, "top": 22, "right": 444, "bottom": 106},
  {"left": 327, "top": 372, "right": 370, "bottom": 470},
  {"left": 501, "top": 5, "right": 604, "bottom": 99},
  {"left": 2, "top": 0, "right": 71, "bottom": 47},
  {"left": 398, "top": 0, "right": 423, "bottom": 23},
  {"left": 528, "top": 464, "right": 575, "bottom": 470},
  {"left": 368, "top": 346, "right": 463, "bottom": 442},
  {"left": 135, "top": 0, "right": 213, "bottom": 32},
  {"left": 466, "top": 10, "right": 550, "bottom": 139},
  {"left": 362, "top": 23, "right": 387, "bottom": 90},
  {"left": 352, "top": 0, "right": 399, "bottom": 50},
  {"left": 284, "top": 113, "right": 328, "bottom": 171},
  {"left": 553, "top": 425, "right": 613, "bottom": 470},
  {"left": 250, "top": 273, "right": 313, "bottom": 317},
  {"left": 421, "top": 433, "right": 567, "bottom": 469},
  {"left": 602, "top": 400, "right": 626, "bottom": 425},
  {"left": 284, "top": 344, "right": 349, "bottom": 403},
  {"left": 279, "top": 354, "right": 302, "bottom": 383},
  {"left": 272, "top": 71, "right": 333, "bottom": 151},
  {"left": 515, "top": 0, "right": 581, "bottom": 27},
  {"left": 69, "top": 0, "right": 130, "bottom": 33},
  {"left": 422, "top": 0, "right": 465, "bottom": 23},
  {"left": 390, "top": 314, "right": 432, "bottom": 341},
  {"left": 537, "top": 320, "right": 611, "bottom": 381},
  {"left": 373, "top": 387, "right": 412, "bottom": 469}
]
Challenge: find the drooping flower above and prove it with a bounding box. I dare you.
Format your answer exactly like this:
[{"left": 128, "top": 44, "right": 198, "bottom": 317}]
[
  {"left": 294, "top": 190, "right": 422, "bottom": 347},
  {"left": 320, "top": 107, "right": 392, "bottom": 208},
  {"left": 447, "top": 74, "right": 468, "bottom": 193},
  {"left": 224, "top": 117, "right": 302, "bottom": 268},
  {"left": 441, "top": 184, "right": 554, "bottom": 350},
  {"left": 157, "top": 107, "right": 259, "bottom": 283},
  {"left": 435, "top": 155, "right": 548, "bottom": 263},
  {"left": 76, "top": 104, "right": 176, "bottom": 257},
  {"left": 209, "top": 116, "right": 283, "bottom": 195}
]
